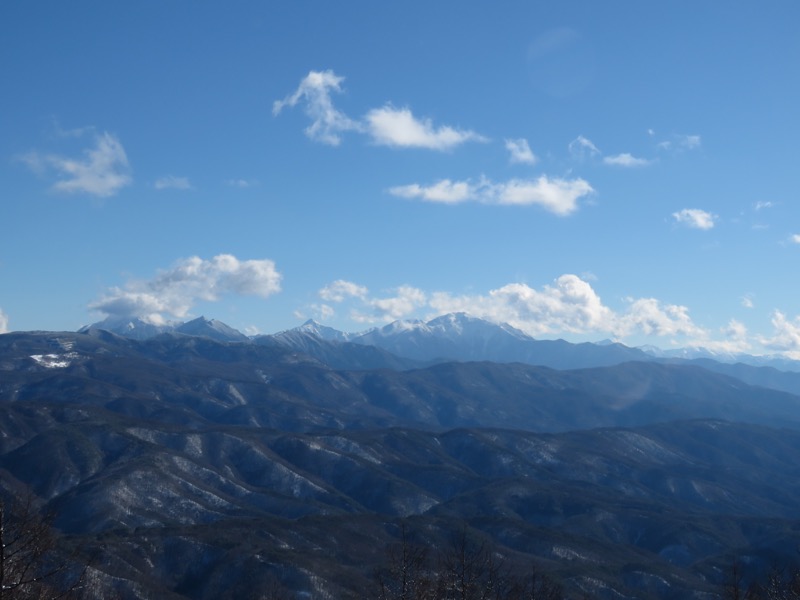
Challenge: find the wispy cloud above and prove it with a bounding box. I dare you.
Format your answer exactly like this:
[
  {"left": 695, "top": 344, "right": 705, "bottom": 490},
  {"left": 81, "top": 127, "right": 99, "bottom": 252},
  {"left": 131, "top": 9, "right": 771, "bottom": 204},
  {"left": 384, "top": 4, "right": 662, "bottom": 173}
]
[
  {"left": 672, "top": 208, "right": 716, "bottom": 230},
  {"left": 570, "top": 134, "right": 654, "bottom": 168},
  {"left": 694, "top": 319, "right": 752, "bottom": 354},
  {"left": 294, "top": 303, "right": 336, "bottom": 322},
  {"left": 352, "top": 285, "right": 428, "bottom": 323},
  {"left": 227, "top": 178, "right": 259, "bottom": 188},
  {"left": 272, "top": 70, "right": 361, "bottom": 146},
  {"left": 754, "top": 201, "right": 774, "bottom": 211},
  {"left": 89, "top": 254, "right": 282, "bottom": 324},
  {"left": 790, "top": 234, "right": 800, "bottom": 244},
  {"left": 568, "top": 135, "right": 600, "bottom": 159},
  {"left": 390, "top": 175, "right": 594, "bottom": 216},
  {"left": 154, "top": 175, "right": 192, "bottom": 190},
  {"left": 0, "top": 308, "right": 8, "bottom": 334},
  {"left": 658, "top": 133, "right": 701, "bottom": 151},
  {"left": 602, "top": 153, "right": 652, "bottom": 167},
  {"left": 274, "top": 70, "right": 485, "bottom": 151},
  {"left": 679, "top": 134, "right": 701, "bottom": 149},
  {"left": 505, "top": 138, "right": 538, "bottom": 165},
  {"left": 22, "top": 131, "right": 132, "bottom": 197},
  {"left": 319, "top": 279, "right": 368, "bottom": 302},
  {"left": 316, "top": 280, "right": 427, "bottom": 322},
  {"left": 315, "top": 304, "right": 336, "bottom": 320},
  {"left": 758, "top": 311, "right": 800, "bottom": 360}
]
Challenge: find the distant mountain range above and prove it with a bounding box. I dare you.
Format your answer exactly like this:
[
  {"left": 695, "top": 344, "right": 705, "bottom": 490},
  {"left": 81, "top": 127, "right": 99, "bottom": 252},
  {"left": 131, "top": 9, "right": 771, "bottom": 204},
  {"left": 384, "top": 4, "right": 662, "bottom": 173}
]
[
  {"left": 6, "top": 316, "right": 800, "bottom": 597},
  {"left": 81, "top": 311, "right": 800, "bottom": 373},
  {"left": 80, "top": 315, "right": 249, "bottom": 343},
  {"left": 6, "top": 329, "right": 800, "bottom": 433}
]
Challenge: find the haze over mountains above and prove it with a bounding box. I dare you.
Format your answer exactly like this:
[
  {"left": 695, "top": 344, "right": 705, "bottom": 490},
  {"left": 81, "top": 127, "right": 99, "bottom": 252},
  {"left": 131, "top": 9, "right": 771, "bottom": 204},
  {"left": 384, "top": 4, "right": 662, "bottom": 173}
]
[
  {"left": 4, "top": 314, "right": 800, "bottom": 597},
  {"left": 81, "top": 312, "right": 800, "bottom": 373}
]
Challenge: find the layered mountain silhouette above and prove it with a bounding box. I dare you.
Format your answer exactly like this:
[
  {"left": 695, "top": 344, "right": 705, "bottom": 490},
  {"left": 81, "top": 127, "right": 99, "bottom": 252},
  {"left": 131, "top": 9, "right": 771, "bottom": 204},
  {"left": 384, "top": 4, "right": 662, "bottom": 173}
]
[
  {"left": 4, "top": 319, "right": 800, "bottom": 598},
  {"left": 81, "top": 311, "right": 800, "bottom": 373}
]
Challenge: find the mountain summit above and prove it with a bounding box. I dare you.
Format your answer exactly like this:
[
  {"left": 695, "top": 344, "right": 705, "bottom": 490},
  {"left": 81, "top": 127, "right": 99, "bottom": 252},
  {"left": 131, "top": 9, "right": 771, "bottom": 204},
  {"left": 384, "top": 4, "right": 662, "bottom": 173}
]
[
  {"left": 80, "top": 315, "right": 247, "bottom": 343},
  {"left": 286, "top": 319, "right": 355, "bottom": 343},
  {"left": 79, "top": 316, "right": 177, "bottom": 340},
  {"left": 352, "top": 312, "right": 650, "bottom": 368},
  {"left": 174, "top": 317, "right": 249, "bottom": 342}
]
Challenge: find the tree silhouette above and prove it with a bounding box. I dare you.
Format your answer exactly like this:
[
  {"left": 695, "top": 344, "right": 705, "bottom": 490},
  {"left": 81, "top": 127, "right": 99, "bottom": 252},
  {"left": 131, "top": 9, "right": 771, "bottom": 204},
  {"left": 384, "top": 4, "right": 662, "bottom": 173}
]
[
  {"left": 0, "top": 493, "right": 86, "bottom": 600},
  {"left": 375, "top": 522, "right": 564, "bottom": 600}
]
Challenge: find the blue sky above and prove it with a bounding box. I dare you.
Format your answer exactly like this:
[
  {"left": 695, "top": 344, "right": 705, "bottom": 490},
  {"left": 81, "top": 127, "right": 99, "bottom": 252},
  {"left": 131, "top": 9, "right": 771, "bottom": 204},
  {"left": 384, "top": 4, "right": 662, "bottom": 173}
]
[{"left": 2, "top": 2, "right": 800, "bottom": 356}]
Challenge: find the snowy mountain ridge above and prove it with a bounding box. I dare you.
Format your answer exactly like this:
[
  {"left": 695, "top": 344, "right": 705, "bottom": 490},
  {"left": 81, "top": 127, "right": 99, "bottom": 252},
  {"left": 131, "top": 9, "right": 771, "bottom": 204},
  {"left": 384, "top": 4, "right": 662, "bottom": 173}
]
[{"left": 78, "top": 312, "right": 800, "bottom": 372}]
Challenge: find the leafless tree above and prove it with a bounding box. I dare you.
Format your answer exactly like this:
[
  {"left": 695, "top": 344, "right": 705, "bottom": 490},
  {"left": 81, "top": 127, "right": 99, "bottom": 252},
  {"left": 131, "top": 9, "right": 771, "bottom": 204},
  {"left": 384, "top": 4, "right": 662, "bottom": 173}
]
[
  {"left": 0, "top": 493, "right": 86, "bottom": 600},
  {"left": 375, "top": 523, "right": 564, "bottom": 600},
  {"left": 508, "top": 563, "right": 564, "bottom": 600},
  {"left": 744, "top": 563, "right": 800, "bottom": 600},
  {"left": 434, "top": 527, "right": 501, "bottom": 600},
  {"left": 376, "top": 523, "right": 434, "bottom": 600}
]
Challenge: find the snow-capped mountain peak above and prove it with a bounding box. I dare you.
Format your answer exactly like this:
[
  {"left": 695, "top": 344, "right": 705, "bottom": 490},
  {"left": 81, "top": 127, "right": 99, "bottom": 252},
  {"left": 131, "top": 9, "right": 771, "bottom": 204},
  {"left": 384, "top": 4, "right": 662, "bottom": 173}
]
[
  {"left": 175, "top": 317, "right": 248, "bottom": 342},
  {"left": 79, "top": 316, "right": 178, "bottom": 340},
  {"left": 282, "top": 320, "right": 354, "bottom": 343},
  {"left": 424, "top": 312, "right": 532, "bottom": 342},
  {"left": 376, "top": 318, "right": 428, "bottom": 337}
]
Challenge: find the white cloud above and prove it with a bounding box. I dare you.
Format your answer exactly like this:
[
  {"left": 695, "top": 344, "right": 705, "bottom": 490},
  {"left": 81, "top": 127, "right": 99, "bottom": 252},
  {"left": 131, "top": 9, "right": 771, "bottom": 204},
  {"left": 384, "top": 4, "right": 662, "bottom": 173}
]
[
  {"left": 89, "top": 254, "right": 282, "bottom": 323},
  {"left": 0, "top": 308, "right": 8, "bottom": 334},
  {"left": 714, "top": 319, "right": 751, "bottom": 353},
  {"left": 314, "top": 303, "right": 336, "bottom": 320},
  {"left": 658, "top": 134, "right": 702, "bottom": 152},
  {"left": 243, "top": 325, "right": 261, "bottom": 336},
  {"left": 314, "top": 281, "right": 427, "bottom": 324},
  {"left": 365, "top": 105, "right": 486, "bottom": 150},
  {"left": 155, "top": 175, "right": 191, "bottom": 190},
  {"left": 428, "top": 275, "right": 706, "bottom": 341},
  {"left": 313, "top": 274, "right": 796, "bottom": 352},
  {"left": 227, "top": 179, "right": 258, "bottom": 188},
  {"left": 319, "top": 279, "right": 368, "bottom": 302},
  {"left": 679, "top": 134, "right": 701, "bottom": 149},
  {"left": 741, "top": 295, "right": 754, "bottom": 309},
  {"left": 302, "top": 276, "right": 800, "bottom": 358},
  {"left": 274, "top": 70, "right": 485, "bottom": 151},
  {"left": 672, "top": 208, "right": 716, "bottom": 230},
  {"left": 389, "top": 179, "right": 473, "bottom": 204},
  {"left": 505, "top": 138, "right": 538, "bottom": 165},
  {"left": 568, "top": 135, "right": 600, "bottom": 158},
  {"left": 723, "top": 319, "right": 748, "bottom": 341},
  {"left": 669, "top": 319, "right": 752, "bottom": 354},
  {"left": 352, "top": 285, "right": 427, "bottom": 323},
  {"left": 294, "top": 303, "right": 336, "bottom": 322},
  {"left": 790, "top": 234, "right": 800, "bottom": 244},
  {"left": 493, "top": 177, "right": 593, "bottom": 214},
  {"left": 754, "top": 201, "right": 774, "bottom": 211},
  {"left": 389, "top": 175, "right": 594, "bottom": 216},
  {"left": 602, "top": 153, "right": 651, "bottom": 167},
  {"left": 272, "top": 70, "right": 361, "bottom": 145},
  {"left": 569, "top": 136, "right": 653, "bottom": 167},
  {"left": 487, "top": 276, "right": 616, "bottom": 334},
  {"left": 616, "top": 297, "right": 706, "bottom": 339},
  {"left": 758, "top": 311, "right": 800, "bottom": 359},
  {"left": 24, "top": 132, "right": 132, "bottom": 197}
]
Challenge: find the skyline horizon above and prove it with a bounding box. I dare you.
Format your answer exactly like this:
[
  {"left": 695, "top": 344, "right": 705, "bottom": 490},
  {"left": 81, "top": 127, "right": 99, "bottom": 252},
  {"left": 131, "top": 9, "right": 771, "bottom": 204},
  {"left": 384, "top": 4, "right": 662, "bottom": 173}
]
[
  {"left": 2, "top": 3, "right": 799, "bottom": 359},
  {"left": 33, "top": 308, "right": 799, "bottom": 361}
]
